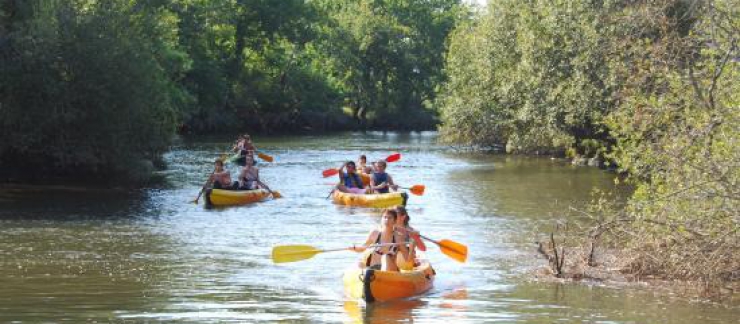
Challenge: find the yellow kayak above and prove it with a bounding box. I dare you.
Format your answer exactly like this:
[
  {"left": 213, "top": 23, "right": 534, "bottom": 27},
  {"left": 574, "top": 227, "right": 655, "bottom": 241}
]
[
  {"left": 205, "top": 188, "right": 271, "bottom": 207},
  {"left": 332, "top": 191, "right": 408, "bottom": 208},
  {"left": 343, "top": 260, "right": 435, "bottom": 302}
]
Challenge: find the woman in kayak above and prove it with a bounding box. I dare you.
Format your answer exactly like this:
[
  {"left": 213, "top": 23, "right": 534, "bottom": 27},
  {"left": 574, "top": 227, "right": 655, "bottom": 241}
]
[
  {"left": 371, "top": 161, "right": 399, "bottom": 194},
  {"left": 351, "top": 208, "right": 409, "bottom": 271},
  {"left": 236, "top": 155, "right": 262, "bottom": 190},
  {"left": 209, "top": 159, "right": 233, "bottom": 189},
  {"left": 394, "top": 206, "right": 427, "bottom": 270},
  {"left": 335, "top": 161, "right": 369, "bottom": 194}
]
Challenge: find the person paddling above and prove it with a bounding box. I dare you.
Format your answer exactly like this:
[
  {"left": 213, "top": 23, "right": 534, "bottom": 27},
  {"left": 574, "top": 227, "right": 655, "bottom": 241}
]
[
  {"left": 209, "top": 159, "right": 234, "bottom": 190},
  {"left": 236, "top": 155, "right": 261, "bottom": 190},
  {"left": 393, "top": 206, "right": 427, "bottom": 270},
  {"left": 351, "top": 208, "right": 409, "bottom": 271},
  {"left": 358, "top": 155, "right": 375, "bottom": 174},
  {"left": 232, "top": 134, "right": 257, "bottom": 166},
  {"left": 371, "top": 161, "right": 398, "bottom": 194},
  {"left": 335, "top": 161, "right": 369, "bottom": 194}
]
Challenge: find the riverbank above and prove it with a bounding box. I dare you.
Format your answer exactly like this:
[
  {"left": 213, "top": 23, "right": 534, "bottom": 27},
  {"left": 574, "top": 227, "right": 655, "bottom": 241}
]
[{"left": 536, "top": 231, "right": 740, "bottom": 302}]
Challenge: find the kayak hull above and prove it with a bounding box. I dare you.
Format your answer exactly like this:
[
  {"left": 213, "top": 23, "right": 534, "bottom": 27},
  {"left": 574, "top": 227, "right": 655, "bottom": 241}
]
[
  {"left": 205, "top": 188, "right": 271, "bottom": 207},
  {"left": 332, "top": 191, "right": 408, "bottom": 208},
  {"left": 343, "top": 261, "right": 435, "bottom": 302}
]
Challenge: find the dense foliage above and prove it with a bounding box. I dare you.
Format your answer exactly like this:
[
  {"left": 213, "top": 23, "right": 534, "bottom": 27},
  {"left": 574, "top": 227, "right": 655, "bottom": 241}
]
[
  {"left": 437, "top": 0, "right": 738, "bottom": 287},
  {"left": 602, "top": 0, "right": 739, "bottom": 288},
  {"left": 438, "top": 0, "right": 614, "bottom": 154},
  {"left": 0, "top": 0, "right": 465, "bottom": 183},
  {"left": 0, "top": 1, "right": 182, "bottom": 182}
]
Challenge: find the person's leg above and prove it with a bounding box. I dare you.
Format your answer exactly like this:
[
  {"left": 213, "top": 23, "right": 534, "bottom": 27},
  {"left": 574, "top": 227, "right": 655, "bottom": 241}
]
[
  {"left": 336, "top": 184, "right": 349, "bottom": 193},
  {"left": 347, "top": 187, "right": 366, "bottom": 194},
  {"left": 381, "top": 255, "right": 399, "bottom": 271}
]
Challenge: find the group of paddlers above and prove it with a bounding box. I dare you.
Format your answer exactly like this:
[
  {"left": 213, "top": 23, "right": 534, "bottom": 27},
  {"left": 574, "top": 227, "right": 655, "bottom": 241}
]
[
  {"left": 333, "top": 155, "right": 399, "bottom": 195},
  {"left": 206, "top": 135, "right": 424, "bottom": 272},
  {"left": 352, "top": 206, "right": 427, "bottom": 271},
  {"left": 208, "top": 134, "right": 270, "bottom": 192},
  {"left": 330, "top": 156, "right": 425, "bottom": 271}
]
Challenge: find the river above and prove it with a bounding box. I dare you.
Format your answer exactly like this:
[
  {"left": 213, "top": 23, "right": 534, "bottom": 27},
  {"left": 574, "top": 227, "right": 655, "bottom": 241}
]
[{"left": 1, "top": 132, "right": 737, "bottom": 323}]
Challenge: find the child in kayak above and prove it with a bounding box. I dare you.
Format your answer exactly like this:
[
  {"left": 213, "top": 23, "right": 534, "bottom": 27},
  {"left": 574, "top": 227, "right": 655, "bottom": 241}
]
[
  {"left": 394, "top": 206, "right": 427, "bottom": 270},
  {"left": 358, "top": 155, "right": 375, "bottom": 174},
  {"left": 335, "top": 161, "right": 369, "bottom": 194},
  {"left": 371, "top": 161, "right": 398, "bottom": 194},
  {"left": 351, "top": 208, "right": 409, "bottom": 271},
  {"left": 209, "top": 159, "right": 234, "bottom": 189}
]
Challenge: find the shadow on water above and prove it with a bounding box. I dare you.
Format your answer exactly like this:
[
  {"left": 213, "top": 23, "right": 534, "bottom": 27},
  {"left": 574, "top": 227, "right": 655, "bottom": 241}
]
[{"left": 0, "top": 187, "right": 154, "bottom": 220}]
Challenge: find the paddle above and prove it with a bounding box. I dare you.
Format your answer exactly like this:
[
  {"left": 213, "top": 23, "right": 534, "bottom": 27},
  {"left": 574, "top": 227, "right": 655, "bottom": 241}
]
[
  {"left": 272, "top": 243, "right": 400, "bottom": 264},
  {"left": 385, "top": 152, "right": 401, "bottom": 163},
  {"left": 400, "top": 185, "right": 425, "bottom": 196},
  {"left": 322, "top": 168, "right": 340, "bottom": 178},
  {"left": 223, "top": 151, "right": 274, "bottom": 164},
  {"left": 192, "top": 171, "right": 214, "bottom": 204},
  {"left": 321, "top": 153, "right": 402, "bottom": 178},
  {"left": 257, "top": 151, "right": 274, "bottom": 162},
  {"left": 319, "top": 183, "right": 423, "bottom": 196},
  {"left": 192, "top": 154, "right": 229, "bottom": 204},
  {"left": 256, "top": 180, "right": 282, "bottom": 199},
  {"left": 419, "top": 235, "right": 468, "bottom": 263}
]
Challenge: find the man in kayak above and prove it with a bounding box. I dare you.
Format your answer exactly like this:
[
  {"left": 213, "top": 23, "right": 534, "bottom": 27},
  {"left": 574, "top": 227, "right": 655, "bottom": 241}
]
[
  {"left": 209, "top": 159, "right": 234, "bottom": 189},
  {"left": 371, "top": 161, "right": 399, "bottom": 194},
  {"left": 335, "top": 161, "right": 369, "bottom": 194},
  {"left": 351, "top": 208, "right": 409, "bottom": 271}
]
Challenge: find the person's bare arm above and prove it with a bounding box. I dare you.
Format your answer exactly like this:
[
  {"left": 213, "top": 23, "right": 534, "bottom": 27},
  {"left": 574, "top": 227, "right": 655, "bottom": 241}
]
[{"left": 351, "top": 230, "right": 378, "bottom": 252}]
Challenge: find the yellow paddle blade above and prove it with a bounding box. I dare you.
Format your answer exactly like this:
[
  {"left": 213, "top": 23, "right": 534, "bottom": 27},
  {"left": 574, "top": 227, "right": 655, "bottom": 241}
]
[
  {"left": 272, "top": 245, "right": 323, "bottom": 264},
  {"left": 257, "top": 152, "right": 274, "bottom": 162},
  {"left": 438, "top": 239, "right": 468, "bottom": 263}
]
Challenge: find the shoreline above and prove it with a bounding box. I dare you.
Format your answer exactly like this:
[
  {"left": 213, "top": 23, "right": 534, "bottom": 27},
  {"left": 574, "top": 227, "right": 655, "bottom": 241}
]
[{"left": 534, "top": 245, "right": 740, "bottom": 302}]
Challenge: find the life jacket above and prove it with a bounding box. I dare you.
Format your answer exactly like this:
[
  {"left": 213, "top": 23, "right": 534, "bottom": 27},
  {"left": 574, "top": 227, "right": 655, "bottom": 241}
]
[
  {"left": 343, "top": 172, "right": 364, "bottom": 189},
  {"left": 372, "top": 172, "right": 389, "bottom": 193}
]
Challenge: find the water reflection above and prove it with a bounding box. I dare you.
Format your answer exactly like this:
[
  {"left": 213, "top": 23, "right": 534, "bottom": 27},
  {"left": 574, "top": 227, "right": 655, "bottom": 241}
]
[{"left": 344, "top": 299, "right": 426, "bottom": 324}]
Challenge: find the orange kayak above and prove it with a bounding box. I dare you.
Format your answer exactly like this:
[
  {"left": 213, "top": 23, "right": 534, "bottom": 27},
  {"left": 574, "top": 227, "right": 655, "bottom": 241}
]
[{"left": 343, "top": 261, "right": 435, "bottom": 302}]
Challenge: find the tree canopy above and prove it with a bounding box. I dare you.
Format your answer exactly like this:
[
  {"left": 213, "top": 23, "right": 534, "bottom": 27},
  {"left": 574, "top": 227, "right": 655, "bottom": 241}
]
[{"left": 0, "top": 0, "right": 466, "bottom": 183}]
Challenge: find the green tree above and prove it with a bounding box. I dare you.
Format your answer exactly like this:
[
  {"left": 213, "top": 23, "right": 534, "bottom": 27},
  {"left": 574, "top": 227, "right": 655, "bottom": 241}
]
[
  {"left": 602, "top": 0, "right": 739, "bottom": 285},
  {"left": 0, "top": 1, "right": 184, "bottom": 183},
  {"left": 437, "top": 0, "right": 615, "bottom": 154},
  {"left": 315, "top": 0, "right": 464, "bottom": 129}
]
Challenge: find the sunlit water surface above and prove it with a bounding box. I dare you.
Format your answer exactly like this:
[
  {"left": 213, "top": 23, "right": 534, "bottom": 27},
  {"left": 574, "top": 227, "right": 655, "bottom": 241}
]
[{"left": 1, "top": 132, "right": 737, "bottom": 323}]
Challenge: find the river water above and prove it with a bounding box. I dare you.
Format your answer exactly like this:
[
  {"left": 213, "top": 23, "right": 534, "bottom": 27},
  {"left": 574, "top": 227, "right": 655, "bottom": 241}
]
[{"left": 1, "top": 132, "right": 737, "bottom": 323}]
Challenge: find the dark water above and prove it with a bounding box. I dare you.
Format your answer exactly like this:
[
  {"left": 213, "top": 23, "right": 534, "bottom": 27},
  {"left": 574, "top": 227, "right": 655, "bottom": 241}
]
[{"left": 1, "top": 132, "right": 737, "bottom": 323}]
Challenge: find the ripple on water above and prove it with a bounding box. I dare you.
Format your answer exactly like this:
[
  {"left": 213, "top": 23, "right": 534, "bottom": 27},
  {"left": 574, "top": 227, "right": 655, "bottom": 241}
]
[{"left": 1, "top": 133, "right": 736, "bottom": 323}]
